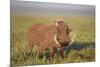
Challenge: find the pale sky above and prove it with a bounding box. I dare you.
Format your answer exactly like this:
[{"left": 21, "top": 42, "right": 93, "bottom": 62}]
[
  {"left": 18, "top": 0, "right": 95, "bottom": 5},
  {"left": 11, "top": 0, "right": 95, "bottom": 16}
]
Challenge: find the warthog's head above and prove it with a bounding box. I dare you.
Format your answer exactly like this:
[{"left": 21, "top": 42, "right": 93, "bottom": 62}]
[{"left": 54, "top": 19, "right": 72, "bottom": 47}]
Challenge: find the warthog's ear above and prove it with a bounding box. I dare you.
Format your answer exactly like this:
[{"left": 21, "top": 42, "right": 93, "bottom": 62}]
[
  {"left": 54, "top": 19, "right": 64, "bottom": 27},
  {"left": 55, "top": 22, "right": 58, "bottom": 27}
]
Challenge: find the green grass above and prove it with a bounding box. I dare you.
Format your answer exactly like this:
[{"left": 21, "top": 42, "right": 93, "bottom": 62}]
[{"left": 10, "top": 15, "right": 95, "bottom": 66}]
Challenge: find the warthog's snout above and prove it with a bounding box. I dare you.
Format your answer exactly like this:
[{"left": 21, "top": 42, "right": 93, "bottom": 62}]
[
  {"left": 60, "top": 34, "right": 76, "bottom": 47},
  {"left": 60, "top": 41, "right": 71, "bottom": 47}
]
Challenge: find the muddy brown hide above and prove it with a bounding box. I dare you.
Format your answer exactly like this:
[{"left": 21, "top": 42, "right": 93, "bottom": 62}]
[{"left": 26, "top": 20, "right": 71, "bottom": 53}]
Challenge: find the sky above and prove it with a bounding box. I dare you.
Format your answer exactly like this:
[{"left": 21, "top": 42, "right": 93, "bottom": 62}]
[
  {"left": 19, "top": 0, "right": 95, "bottom": 5},
  {"left": 11, "top": 0, "right": 95, "bottom": 16}
]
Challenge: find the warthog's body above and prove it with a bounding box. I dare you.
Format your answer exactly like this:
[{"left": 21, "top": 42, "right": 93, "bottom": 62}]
[
  {"left": 27, "top": 23, "right": 58, "bottom": 51},
  {"left": 27, "top": 20, "right": 71, "bottom": 57}
]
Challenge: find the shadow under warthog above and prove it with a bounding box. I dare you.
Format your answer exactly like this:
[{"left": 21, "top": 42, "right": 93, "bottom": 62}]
[{"left": 62, "top": 42, "right": 95, "bottom": 56}]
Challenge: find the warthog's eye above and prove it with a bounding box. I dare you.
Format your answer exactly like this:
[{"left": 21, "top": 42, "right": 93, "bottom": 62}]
[{"left": 66, "top": 30, "right": 70, "bottom": 35}]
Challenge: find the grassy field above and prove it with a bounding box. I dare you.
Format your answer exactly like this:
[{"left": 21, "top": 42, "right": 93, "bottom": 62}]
[{"left": 10, "top": 15, "right": 95, "bottom": 66}]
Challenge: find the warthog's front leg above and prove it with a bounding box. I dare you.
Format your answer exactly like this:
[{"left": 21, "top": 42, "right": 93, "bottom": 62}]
[
  {"left": 50, "top": 47, "right": 54, "bottom": 59},
  {"left": 57, "top": 47, "right": 63, "bottom": 58}
]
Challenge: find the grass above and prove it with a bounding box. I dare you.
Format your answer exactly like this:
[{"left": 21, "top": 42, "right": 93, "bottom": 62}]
[{"left": 10, "top": 15, "right": 95, "bottom": 66}]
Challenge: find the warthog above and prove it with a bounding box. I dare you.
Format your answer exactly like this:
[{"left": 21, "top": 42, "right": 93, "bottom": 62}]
[{"left": 26, "top": 19, "right": 72, "bottom": 58}]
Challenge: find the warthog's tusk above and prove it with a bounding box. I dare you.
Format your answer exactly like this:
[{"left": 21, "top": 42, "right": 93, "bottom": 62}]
[
  {"left": 69, "top": 34, "right": 76, "bottom": 45},
  {"left": 54, "top": 34, "right": 61, "bottom": 46}
]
